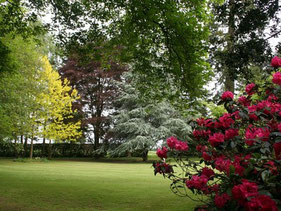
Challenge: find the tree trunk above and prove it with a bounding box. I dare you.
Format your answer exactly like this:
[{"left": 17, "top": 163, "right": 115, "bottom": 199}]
[
  {"left": 42, "top": 137, "right": 46, "bottom": 157},
  {"left": 142, "top": 149, "right": 148, "bottom": 162},
  {"left": 24, "top": 136, "right": 28, "bottom": 157},
  {"left": 29, "top": 135, "right": 34, "bottom": 159},
  {"left": 224, "top": 0, "right": 235, "bottom": 93},
  {"left": 94, "top": 127, "right": 99, "bottom": 150},
  {"left": 48, "top": 140, "right": 52, "bottom": 159},
  {"left": 42, "top": 123, "right": 46, "bottom": 157},
  {"left": 20, "top": 135, "right": 24, "bottom": 157},
  {"left": 14, "top": 136, "right": 18, "bottom": 158},
  {"left": 225, "top": 72, "right": 235, "bottom": 92}
]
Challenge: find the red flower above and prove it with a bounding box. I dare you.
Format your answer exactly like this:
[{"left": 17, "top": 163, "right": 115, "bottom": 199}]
[
  {"left": 273, "top": 142, "right": 281, "bottom": 160},
  {"left": 267, "top": 94, "right": 278, "bottom": 102},
  {"left": 271, "top": 56, "right": 281, "bottom": 68},
  {"left": 214, "top": 193, "right": 231, "bottom": 208},
  {"left": 232, "top": 180, "right": 258, "bottom": 205},
  {"left": 249, "top": 113, "right": 259, "bottom": 121},
  {"left": 202, "top": 152, "right": 212, "bottom": 161},
  {"left": 209, "top": 184, "right": 220, "bottom": 193},
  {"left": 166, "top": 136, "right": 178, "bottom": 149},
  {"left": 246, "top": 194, "right": 278, "bottom": 211},
  {"left": 156, "top": 147, "right": 168, "bottom": 159},
  {"left": 201, "top": 167, "right": 215, "bottom": 178},
  {"left": 278, "top": 123, "right": 281, "bottom": 133},
  {"left": 248, "top": 105, "right": 257, "bottom": 113},
  {"left": 245, "top": 126, "right": 270, "bottom": 145},
  {"left": 196, "top": 118, "right": 205, "bottom": 126},
  {"left": 193, "top": 130, "right": 211, "bottom": 140},
  {"left": 208, "top": 133, "right": 225, "bottom": 147},
  {"left": 215, "top": 157, "right": 231, "bottom": 173},
  {"left": 246, "top": 83, "right": 256, "bottom": 95},
  {"left": 272, "top": 72, "right": 281, "bottom": 85},
  {"left": 245, "top": 126, "right": 256, "bottom": 146},
  {"left": 204, "top": 119, "right": 215, "bottom": 128},
  {"left": 186, "top": 175, "right": 208, "bottom": 190},
  {"left": 264, "top": 161, "right": 278, "bottom": 175},
  {"left": 255, "top": 128, "right": 270, "bottom": 141},
  {"left": 154, "top": 162, "right": 174, "bottom": 175},
  {"left": 175, "top": 141, "right": 189, "bottom": 151},
  {"left": 219, "top": 113, "right": 235, "bottom": 128},
  {"left": 196, "top": 145, "right": 201, "bottom": 152},
  {"left": 238, "top": 96, "right": 250, "bottom": 107},
  {"left": 225, "top": 128, "right": 239, "bottom": 140},
  {"left": 233, "top": 162, "right": 245, "bottom": 176},
  {"left": 221, "top": 91, "right": 234, "bottom": 101}
]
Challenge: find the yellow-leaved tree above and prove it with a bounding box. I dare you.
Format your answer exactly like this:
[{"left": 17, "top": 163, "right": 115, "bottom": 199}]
[{"left": 34, "top": 57, "right": 81, "bottom": 158}]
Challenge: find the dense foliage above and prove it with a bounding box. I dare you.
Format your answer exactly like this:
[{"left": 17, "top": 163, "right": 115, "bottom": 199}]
[
  {"left": 3, "top": 0, "right": 218, "bottom": 99},
  {"left": 109, "top": 72, "right": 192, "bottom": 161},
  {"left": 59, "top": 45, "right": 126, "bottom": 150},
  {"left": 154, "top": 58, "right": 281, "bottom": 210},
  {"left": 209, "top": 0, "right": 280, "bottom": 93},
  {"left": 0, "top": 34, "right": 81, "bottom": 158}
]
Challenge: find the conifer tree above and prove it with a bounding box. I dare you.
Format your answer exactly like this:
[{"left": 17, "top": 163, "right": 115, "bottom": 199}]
[{"left": 110, "top": 72, "right": 192, "bottom": 161}]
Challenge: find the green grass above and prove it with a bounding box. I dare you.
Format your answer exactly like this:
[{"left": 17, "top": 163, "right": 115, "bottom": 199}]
[{"left": 0, "top": 158, "right": 198, "bottom": 211}]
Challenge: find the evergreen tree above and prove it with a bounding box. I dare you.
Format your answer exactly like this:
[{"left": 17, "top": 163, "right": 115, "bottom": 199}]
[{"left": 110, "top": 72, "right": 192, "bottom": 161}]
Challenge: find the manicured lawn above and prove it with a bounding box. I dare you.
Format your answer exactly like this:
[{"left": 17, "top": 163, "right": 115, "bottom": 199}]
[{"left": 0, "top": 158, "right": 198, "bottom": 211}]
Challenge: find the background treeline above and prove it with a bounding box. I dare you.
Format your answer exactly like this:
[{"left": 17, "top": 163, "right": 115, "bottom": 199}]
[
  {"left": 0, "top": 0, "right": 280, "bottom": 161},
  {"left": 0, "top": 142, "right": 97, "bottom": 158}
]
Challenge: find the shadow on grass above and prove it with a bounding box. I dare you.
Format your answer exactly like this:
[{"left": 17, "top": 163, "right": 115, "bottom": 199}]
[{"left": 6, "top": 151, "right": 198, "bottom": 164}]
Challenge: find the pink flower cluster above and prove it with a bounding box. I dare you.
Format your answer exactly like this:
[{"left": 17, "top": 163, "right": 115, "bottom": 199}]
[
  {"left": 246, "top": 194, "right": 278, "bottom": 211},
  {"left": 232, "top": 180, "right": 258, "bottom": 205},
  {"left": 154, "top": 58, "right": 281, "bottom": 210},
  {"left": 154, "top": 162, "right": 173, "bottom": 175},
  {"left": 208, "top": 132, "right": 225, "bottom": 147},
  {"left": 232, "top": 180, "right": 278, "bottom": 210},
  {"left": 221, "top": 91, "right": 234, "bottom": 101},
  {"left": 156, "top": 146, "right": 168, "bottom": 159},
  {"left": 214, "top": 193, "right": 230, "bottom": 208},
  {"left": 185, "top": 170, "right": 218, "bottom": 195},
  {"left": 245, "top": 126, "right": 270, "bottom": 145},
  {"left": 271, "top": 56, "right": 281, "bottom": 68},
  {"left": 186, "top": 175, "right": 208, "bottom": 190},
  {"left": 238, "top": 96, "right": 251, "bottom": 106},
  {"left": 156, "top": 137, "right": 189, "bottom": 160},
  {"left": 245, "top": 83, "right": 256, "bottom": 95},
  {"left": 272, "top": 72, "right": 281, "bottom": 85},
  {"left": 213, "top": 155, "right": 250, "bottom": 177},
  {"left": 166, "top": 136, "right": 189, "bottom": 151}
]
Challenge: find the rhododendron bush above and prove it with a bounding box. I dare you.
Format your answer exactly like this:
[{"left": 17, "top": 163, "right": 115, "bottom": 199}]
[{"left": 153, "top": 58, "right": 281, "bottom": 210}]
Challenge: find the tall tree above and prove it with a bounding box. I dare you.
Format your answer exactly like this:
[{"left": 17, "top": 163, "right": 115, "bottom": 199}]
[
  {"left": 59, "top": 44, "right": 126, "bottom": 150},
  {"left": 209, "top": 0, "right": 280, "bottom": 93},
  {"left": 37, "top": 57, "right": 82, "bottom": 159},
  {"left": 0, "top": 34, "right": 81, "bottom": 158},
  {"left": 109, "top": 72, "right": 192, "bottom": 161},
  {"left": 0, "top": 1, "right": 46, "bottom": 73},
  {"left": 0, "top": 35, "right": 44, "bottom": 156},
  {"left": 10, "top": 0, "right": 218, "bottom": 99}
]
